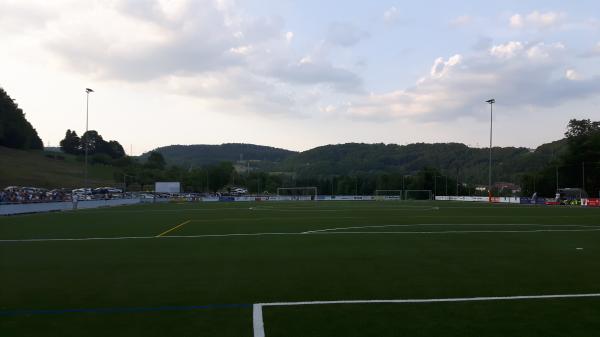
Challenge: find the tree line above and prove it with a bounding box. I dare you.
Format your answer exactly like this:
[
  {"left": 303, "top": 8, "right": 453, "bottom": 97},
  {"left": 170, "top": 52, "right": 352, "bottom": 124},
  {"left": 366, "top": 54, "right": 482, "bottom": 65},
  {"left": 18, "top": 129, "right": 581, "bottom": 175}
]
[
  {"left": 0, "top": 88, "right": 43, "bottom": 150},
  {"left": 519, "top": 119, "right": 600, "bottom": 198},
  {"left": 60, "top": 129, "right": 126, "bottom": 164},
  {"left": 58, "top": 118, "right": 598, "bottom": 198},
  {"left": 118, "top": 119, "right": 599, "bottom": 198}
]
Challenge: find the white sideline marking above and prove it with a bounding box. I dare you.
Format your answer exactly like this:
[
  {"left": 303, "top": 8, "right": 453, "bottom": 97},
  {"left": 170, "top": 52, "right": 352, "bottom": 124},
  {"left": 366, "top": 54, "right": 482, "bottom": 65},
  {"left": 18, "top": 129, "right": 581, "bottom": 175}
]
[
  {"left": 301, "top": 223, "right": 600, "bottom": 234},
  {"left": 253, "top": 304, "right": 265, "bottom": 337},
  {"left": 315, "top": 229, "right": 600, "bottom": 235},
  {"left": 249, "top": 207, "right": 439, "bottom": 212},
  {"left": 2, "top": 226, "right": 600, "bottom": 243},
  {"left": 0, "top": 232, "right": 300, "bottom": 243},
  {"left": 252, "top": 293, "right": 600, "bottom": 337}
]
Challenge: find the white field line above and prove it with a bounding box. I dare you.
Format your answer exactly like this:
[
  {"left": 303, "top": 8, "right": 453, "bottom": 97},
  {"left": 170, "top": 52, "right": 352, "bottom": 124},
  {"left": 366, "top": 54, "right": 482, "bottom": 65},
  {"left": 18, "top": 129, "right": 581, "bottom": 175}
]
[
  {"left": 302, "top": 223, "right": 600, "bottom": 234},
  {"left": 314, "top": 229, "right": 600, "bottom": 235},
  {"left": 0, "top": 232, "right": 301, "bottom": 243},
  {"left": 249, "top": 207, "right": 439, "bottom": 212},
  {"left": 253, "top": 304, "right": 265, "bottom": 337},
  {"left": 2, "top": 225, "right": 600, "bottom": 243},
  {"left": 249, "top": 204, "right": 439, "bottom": 209},
  {"left": 190, "top": 216, "right": 358, "bottom": 223},
  {"left": 252, "top": 293, "right": 600, "bottom": 337},
  {"left": 80, "top": 207, "right": 256, "bottom": 213}
]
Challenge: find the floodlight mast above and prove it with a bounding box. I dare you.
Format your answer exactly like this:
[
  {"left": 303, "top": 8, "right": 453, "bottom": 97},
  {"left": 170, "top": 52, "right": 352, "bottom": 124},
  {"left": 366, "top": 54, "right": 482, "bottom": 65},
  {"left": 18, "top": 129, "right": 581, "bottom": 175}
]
[
  {"left": 486, "top": 98, "right": 495, "bottom": 202},
  {"left": 84, "top": 88, "right": 94, "bottom": 188}
]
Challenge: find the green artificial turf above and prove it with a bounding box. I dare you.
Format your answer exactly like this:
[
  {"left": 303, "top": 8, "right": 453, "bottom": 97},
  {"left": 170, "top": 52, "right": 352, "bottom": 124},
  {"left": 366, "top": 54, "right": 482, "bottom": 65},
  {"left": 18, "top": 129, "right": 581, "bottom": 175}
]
[{"left": 1, "top": 201, "right": 599, "bottom": 336}]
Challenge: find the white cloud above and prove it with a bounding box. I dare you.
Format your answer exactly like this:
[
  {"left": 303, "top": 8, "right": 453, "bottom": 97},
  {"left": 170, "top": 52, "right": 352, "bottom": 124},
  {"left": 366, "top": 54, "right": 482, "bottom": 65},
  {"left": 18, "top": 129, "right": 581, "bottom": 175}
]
[
  {"left": 490, "top": 41, "right": 524, "bottom": 58},
  {"left": 0, "top": 0, "right": 365, "bottom": 118},
  {"left": 430, "top": 55, "right": 462, "bottom": 78},
  {"left": 565, "top": 69, "right": 581, "bottom": 81},
  {"left": 509, "top": 11, "right": 566, "bottom": 29},
  {"left": 326, "top": 22, "right": 369, "bottom": 47},
  {"left": 270, "top": 57, "right": 364, "bottom": 93},
  {"left": 581, "top": 42, "right": 600, "bottom": 58},
  {"left": 383, "top": 6, "right": 400, "bottom": 24},
  {"left": 509, "top": 14, "right": 524, "bottom": 29},
  {"left": 285, "top": 31, "right": 294, "bottom": 43},
  {"left": 345, "top": 41, "right": 600, "bottom": 121}
]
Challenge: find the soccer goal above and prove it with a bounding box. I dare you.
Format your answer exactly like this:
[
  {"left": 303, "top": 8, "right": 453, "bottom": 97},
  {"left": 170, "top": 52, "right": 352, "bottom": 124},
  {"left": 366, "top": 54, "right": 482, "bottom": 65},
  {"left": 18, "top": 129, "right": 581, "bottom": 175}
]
[
  {"left": 374, "top": 190, "right": 404, "bottom": 201},
  {"left": 277, "top": 187, "right": 318, "bottom": 201},
  {"left": 404, "top": 190, "right": 432, "bottom": 201}
]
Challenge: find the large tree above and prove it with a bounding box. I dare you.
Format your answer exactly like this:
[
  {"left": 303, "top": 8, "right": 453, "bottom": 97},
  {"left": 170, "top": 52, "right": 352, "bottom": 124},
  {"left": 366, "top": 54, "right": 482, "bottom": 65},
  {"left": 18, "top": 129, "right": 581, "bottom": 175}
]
[
  {"left": 145, "top": 151, "right": 166, "bottom": 170},
  {"left": 0, "top": 87, "right": 43, "bottom": 150},
  {"left": 59, "top": 129, "right": 81, "bottom": 155},
  {"left": 61, "top": 129, "right": 125, "bottom": 159}
]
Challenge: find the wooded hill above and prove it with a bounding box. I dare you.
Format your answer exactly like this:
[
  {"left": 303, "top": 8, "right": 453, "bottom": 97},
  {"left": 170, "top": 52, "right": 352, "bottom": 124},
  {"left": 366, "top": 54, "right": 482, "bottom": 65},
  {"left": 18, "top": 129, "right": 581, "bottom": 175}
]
[
  {"left": 140, "top": 143, "right": 297, "bottom": 168},
  {"left": 144, "top": 140, "right": 568, "bottom": 186}
]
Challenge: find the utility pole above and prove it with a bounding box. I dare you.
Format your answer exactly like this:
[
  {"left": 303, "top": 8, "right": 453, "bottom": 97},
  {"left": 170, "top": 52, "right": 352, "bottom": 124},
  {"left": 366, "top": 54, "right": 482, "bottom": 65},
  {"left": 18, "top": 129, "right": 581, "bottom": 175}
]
[
  {"left": 84, "top": 88, "right": 94, "bottom": 187},
  {"left": 486, "top": 99, "right": 495, "bottom": 202}
]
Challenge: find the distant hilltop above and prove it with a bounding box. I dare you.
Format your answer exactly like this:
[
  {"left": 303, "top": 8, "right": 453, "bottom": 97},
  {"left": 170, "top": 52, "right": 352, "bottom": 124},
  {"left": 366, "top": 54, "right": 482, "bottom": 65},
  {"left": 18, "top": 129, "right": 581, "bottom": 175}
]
[
  {"left": 140, "top": 139, "right": 567, "bottom": 184},
  {"left": 139, "top": 143, "right": 297, "bottom": 167}
]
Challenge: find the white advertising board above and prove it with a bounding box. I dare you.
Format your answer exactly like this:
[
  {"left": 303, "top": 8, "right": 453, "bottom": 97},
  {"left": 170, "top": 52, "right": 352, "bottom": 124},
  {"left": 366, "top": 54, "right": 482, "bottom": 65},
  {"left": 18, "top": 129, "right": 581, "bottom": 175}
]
[{"left": 155, "top": 182, "right": 181, "bottom": 193}]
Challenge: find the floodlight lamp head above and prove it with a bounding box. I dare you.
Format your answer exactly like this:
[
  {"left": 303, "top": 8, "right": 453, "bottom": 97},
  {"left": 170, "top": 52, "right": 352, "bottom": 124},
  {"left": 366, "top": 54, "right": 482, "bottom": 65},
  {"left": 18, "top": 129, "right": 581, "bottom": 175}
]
[
  {"left": 486, "top": 99, "right": 495, "bottom": 104},
  {"left": 86, "top": 88, "right": 94, "bottom": 93}
]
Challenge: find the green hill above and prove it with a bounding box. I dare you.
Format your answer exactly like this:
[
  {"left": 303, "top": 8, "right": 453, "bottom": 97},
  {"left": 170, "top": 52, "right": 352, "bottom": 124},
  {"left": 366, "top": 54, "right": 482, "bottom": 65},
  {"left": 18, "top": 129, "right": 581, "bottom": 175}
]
[
  {"left": 0, "top": 146, "right": 117, "bottom": 189},
  {"left": 143, "top": 140, "right": 567, "bottom": 186},
  {"left": 141, "top": 143, "right": 297, "bottom": 168},
  {"left": 0, "top": 138, "right": 569, "bottom": 190},
  {"left": 278, "top": 141, "right": 567, "bottom": 184}
]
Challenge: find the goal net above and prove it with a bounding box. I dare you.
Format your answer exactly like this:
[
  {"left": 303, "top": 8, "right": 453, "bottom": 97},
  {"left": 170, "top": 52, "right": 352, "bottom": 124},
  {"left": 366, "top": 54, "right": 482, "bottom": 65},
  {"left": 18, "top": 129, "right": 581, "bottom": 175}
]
[
  {"left": 277, "top": 187, "right": 318, "bottom": 201},
  {"left": 374, "top": 190, "right": 403, "bottom": 201},
  {"left": 404, "top": 190, "right": 433, "bottom": 201}
]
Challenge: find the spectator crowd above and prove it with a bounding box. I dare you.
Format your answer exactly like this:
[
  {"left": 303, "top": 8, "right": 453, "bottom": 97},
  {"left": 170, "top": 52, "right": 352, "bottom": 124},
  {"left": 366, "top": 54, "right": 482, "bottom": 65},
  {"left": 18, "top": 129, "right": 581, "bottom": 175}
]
[
  {"left": 0, "top": 186, "right": 129, "bottom": 204},
  {"left": 0, "top": 187, "right": 70, "bottom": 204}
]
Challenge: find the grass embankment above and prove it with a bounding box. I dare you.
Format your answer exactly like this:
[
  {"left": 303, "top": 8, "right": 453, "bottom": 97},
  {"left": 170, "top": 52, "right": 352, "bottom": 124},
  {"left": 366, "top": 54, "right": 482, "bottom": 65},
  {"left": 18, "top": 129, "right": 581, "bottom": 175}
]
[{"left": 0, "top": 146, "right": 117, "bottom": 188}]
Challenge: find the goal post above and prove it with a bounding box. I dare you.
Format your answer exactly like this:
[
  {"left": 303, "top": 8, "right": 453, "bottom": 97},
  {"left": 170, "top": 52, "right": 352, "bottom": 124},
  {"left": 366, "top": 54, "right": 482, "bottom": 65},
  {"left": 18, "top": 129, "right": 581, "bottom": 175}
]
[
  {"left": 404, "top": 190, "right": 433, "bottom": 201},
  {"left": 277, "top": 187, "right": 318, "bottom": 201},
  {"left": 374, "top": 190, "right": 404, "bottom": 201}
]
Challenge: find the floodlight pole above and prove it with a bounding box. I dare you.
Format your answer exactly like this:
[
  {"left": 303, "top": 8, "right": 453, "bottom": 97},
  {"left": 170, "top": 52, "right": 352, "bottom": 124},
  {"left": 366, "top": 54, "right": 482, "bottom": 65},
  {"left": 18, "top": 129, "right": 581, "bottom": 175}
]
[
  {"left": 445, "top": 176, "right": 448, "bottom": 196},
  {"left": 556, "top": 166, "right": 559, "bottom": 192},
  {"left": 402, "top": 175, "right": 411, "bottom": 200},
  {"left": 582, "top": 162, "right": 585, "bottom": 193},
  {"left": 486, "top": 99, "right": 495, "bottom": 202},
  {"left": 84, "top": 88, "right": 94, "bottom": 188},
  {"left": 456, "top": 170, "right": 459, "bottom": 197}
]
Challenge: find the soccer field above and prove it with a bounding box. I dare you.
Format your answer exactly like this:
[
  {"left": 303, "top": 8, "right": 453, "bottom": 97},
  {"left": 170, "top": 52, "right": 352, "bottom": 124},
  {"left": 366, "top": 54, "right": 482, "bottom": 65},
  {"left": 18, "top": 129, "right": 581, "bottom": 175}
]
[{"left": 1, "top": 201, "right": 600, "bottom": 336}]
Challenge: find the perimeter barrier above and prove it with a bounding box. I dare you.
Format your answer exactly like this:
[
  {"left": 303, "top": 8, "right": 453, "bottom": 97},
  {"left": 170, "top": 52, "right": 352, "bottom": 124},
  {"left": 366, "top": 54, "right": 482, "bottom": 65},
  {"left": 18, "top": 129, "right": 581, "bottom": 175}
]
[{"left": 4, "top": 195, "right": 599, "bottom": 216}]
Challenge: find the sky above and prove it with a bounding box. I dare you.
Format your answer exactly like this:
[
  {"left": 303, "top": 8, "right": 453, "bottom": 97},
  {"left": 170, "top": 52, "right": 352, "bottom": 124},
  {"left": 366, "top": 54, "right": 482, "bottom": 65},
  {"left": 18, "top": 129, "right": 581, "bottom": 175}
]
[{"left": 1, "top": 0, "right": 600, "bottom": 155}]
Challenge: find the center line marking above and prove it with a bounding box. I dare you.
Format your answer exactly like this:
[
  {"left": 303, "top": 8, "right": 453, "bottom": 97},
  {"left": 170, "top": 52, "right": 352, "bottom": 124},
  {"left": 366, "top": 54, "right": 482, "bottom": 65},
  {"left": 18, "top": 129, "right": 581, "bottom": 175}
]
[{"left": 156, "top": 220, "right": 191, "bottom": 237}]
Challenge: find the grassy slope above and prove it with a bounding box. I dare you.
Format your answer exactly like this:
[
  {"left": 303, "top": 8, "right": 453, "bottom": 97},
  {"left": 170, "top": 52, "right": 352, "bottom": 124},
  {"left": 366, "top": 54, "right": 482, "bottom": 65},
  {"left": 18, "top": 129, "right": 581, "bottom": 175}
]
[
  {"left": 0, "top": 146, "right": 117, "bottom": 188},
  {"left": 1, "top": 201, "right": 599, "bottom": 336}
]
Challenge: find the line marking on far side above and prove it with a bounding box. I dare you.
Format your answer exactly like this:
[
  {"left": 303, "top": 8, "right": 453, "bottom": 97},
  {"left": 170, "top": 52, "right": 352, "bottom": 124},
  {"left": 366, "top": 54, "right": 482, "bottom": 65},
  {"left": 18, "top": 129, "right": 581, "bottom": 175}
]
[{"left": 156, "top": 220, "right": 191, "bottom": 237}]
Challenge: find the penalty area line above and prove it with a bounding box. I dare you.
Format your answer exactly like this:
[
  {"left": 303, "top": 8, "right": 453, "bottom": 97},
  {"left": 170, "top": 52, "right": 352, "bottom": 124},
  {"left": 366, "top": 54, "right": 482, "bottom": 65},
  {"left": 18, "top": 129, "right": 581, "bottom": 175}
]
[{"left": 252, "top": 293, "right": 600, "bottom": 337}]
